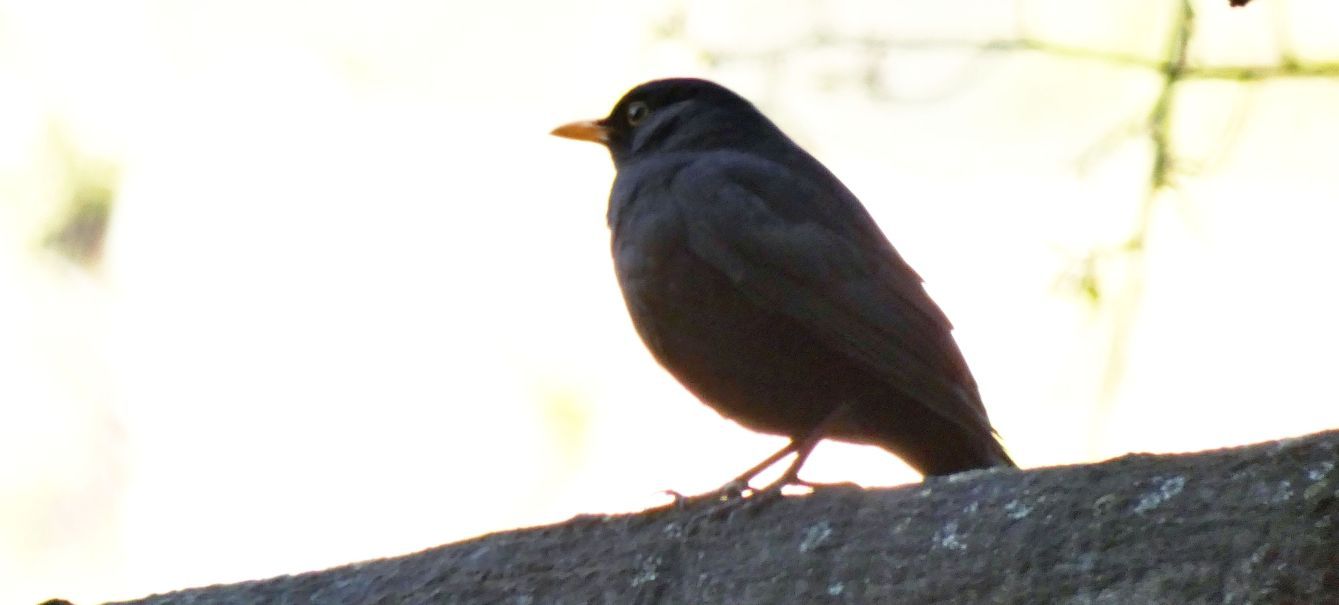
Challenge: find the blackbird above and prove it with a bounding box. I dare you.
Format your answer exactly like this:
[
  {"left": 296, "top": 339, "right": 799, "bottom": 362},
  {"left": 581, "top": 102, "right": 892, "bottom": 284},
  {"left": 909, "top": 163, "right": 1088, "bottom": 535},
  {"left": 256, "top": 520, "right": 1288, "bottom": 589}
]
[{"left": 553, "top": 78, "right": 1014, "bottom": 491}]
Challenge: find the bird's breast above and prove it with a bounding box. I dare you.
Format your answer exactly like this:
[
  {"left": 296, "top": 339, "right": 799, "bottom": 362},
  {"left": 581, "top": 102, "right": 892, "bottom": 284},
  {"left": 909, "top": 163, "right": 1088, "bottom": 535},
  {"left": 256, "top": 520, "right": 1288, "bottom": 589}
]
[{"left": 606, "top": 182, "right": 856, "bottom": 435}]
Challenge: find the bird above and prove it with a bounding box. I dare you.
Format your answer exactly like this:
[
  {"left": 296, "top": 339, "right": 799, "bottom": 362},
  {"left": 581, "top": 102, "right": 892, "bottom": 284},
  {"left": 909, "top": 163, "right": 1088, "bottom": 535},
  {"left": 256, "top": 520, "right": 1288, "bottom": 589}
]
[{"left": 552, "top": 78, "right": 1015, "bottom": 494}]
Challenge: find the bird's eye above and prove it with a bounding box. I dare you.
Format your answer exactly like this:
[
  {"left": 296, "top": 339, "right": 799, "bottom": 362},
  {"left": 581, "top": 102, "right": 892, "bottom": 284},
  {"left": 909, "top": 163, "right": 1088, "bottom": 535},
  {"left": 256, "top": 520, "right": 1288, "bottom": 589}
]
[{"left": 626, "top": 101, "right": 651, "bottom": 126}]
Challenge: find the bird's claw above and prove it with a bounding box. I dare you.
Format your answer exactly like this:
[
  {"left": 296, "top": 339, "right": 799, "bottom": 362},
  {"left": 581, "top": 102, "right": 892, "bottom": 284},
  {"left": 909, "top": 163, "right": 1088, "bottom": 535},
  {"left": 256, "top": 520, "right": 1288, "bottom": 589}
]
[
  {"left": 662, "top": 478, "right": 751, "bottom": 510},
  {"left": 785, "top": 478, "right": 862, "bottom": 491}
]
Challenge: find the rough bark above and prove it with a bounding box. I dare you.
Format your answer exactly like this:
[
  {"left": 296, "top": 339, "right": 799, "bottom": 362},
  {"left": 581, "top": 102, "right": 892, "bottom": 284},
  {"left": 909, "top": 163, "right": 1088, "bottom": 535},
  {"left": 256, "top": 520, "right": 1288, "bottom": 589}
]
[{"left": 100, "top": 429, "right": 1339, "bottom": 605}]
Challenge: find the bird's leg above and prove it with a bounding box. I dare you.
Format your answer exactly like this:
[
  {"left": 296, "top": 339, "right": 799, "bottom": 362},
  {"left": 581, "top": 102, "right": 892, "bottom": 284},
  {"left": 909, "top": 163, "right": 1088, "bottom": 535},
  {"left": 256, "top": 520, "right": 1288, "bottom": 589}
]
[
  {"left": 723, "top": 440, "right": 801, "bottom": 492},
  {"left": 665, "top": 440, "right": 799, "bottom": 509},
  {"left": 748, "top": 432, "right": 822, "bottom": 496},
  {"left": 684, "top": 403, "right": 856, "bottom": 519},
  {"left": 688, "top": 406, "right": 853, "bottom": 522},
  {"left": 668, "top": 403, "right": 855, "bottom": 515},
  {"left": 750, "top": 402, "right": 855, "bottom": 496}
]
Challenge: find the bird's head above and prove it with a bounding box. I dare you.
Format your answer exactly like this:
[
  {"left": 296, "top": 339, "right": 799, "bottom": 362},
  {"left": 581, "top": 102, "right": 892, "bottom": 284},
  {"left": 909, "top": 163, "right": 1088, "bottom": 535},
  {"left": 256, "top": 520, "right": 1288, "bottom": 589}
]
[{"left": 551, "top": 78, "right": 783, "bottom": 166}]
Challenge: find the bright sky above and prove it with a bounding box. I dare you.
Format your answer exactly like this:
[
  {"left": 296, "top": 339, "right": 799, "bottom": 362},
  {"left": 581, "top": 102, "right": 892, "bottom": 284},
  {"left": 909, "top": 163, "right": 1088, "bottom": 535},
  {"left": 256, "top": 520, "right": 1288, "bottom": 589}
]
[{"left": 2, "top": 1, "right": 1338, "bottom": 603}]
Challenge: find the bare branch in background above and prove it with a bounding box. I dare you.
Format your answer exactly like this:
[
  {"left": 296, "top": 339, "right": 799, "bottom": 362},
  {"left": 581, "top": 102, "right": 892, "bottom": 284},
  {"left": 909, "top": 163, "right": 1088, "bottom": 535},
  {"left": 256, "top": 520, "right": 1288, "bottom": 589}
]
[{"left": 652, "top": 0, "right": 1337, "bottom": 446}]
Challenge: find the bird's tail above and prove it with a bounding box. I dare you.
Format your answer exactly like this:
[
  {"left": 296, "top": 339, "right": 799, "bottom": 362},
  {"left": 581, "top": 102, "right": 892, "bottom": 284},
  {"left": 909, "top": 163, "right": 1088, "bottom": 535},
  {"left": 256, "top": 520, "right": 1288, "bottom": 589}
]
[{"left": 866, "top": 403, "right": 1016, "bottom": 477}]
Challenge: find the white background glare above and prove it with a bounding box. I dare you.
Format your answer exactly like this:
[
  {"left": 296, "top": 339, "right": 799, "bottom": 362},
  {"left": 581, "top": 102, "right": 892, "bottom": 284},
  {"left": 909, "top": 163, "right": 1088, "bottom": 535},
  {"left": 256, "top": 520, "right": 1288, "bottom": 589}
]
[{"left": 1, "top": 1, "right": 1337, "bottom": 602}]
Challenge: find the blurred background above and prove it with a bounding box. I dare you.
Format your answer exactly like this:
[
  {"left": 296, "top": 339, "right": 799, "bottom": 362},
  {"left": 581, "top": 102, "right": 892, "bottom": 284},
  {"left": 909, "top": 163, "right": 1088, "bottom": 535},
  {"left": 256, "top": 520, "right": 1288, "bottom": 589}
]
[{"left": 2, "top": 0, "right": 1338, "bottom": 602}]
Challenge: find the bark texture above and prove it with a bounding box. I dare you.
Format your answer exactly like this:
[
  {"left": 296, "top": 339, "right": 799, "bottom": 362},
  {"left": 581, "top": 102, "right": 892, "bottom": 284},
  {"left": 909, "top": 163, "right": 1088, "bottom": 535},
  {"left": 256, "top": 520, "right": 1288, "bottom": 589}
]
[{"left": 102, "top": 430, "right": 1339, "bottom": 605}]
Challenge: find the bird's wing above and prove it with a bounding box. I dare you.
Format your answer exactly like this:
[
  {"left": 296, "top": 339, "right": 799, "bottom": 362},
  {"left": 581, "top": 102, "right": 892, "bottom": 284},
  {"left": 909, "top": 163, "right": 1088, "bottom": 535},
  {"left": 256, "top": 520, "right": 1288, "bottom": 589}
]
[{"left": 669, "top": 153, "right": 994, "bottom": 437}]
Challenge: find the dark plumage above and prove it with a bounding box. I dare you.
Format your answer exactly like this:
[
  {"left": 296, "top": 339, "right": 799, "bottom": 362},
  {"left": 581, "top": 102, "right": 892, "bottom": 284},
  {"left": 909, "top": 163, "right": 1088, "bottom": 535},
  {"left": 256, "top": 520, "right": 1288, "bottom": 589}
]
[{"left": 553, "top": 78, "right": 1014, "bottom": 489}]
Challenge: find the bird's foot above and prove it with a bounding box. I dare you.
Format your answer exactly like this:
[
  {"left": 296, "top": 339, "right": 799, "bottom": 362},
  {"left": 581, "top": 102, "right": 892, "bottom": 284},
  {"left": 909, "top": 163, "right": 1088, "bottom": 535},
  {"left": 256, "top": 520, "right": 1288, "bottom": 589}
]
[
  {"left": 662, "top": 475, "right": 854, "bottom": 526},
  {"left": 723, "top": 473, "right": 859, "bottom": 507},
  {"left": 683, "top": 478, "right": 799, "bottom": 524},
  {"left": 707, "top": 480, "right": 797, "bottom": 521},
  {"left": 661, "top": 478, "right": 749, "bottom": 511},
  {"left": 783, "top": 478, "right": 862, "bottom": 491},
  {"left": 656, "top": 477, "right": 789, "bottom": 528}
]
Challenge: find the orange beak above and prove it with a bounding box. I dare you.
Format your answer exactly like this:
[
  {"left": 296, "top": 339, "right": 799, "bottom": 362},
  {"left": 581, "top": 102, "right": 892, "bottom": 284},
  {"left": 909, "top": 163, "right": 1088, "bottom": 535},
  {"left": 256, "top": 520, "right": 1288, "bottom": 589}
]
[{"left": 551, "top": 120, "right": 608, "bottom": 144}]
